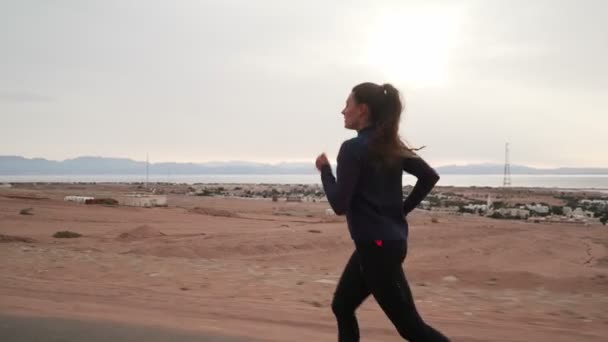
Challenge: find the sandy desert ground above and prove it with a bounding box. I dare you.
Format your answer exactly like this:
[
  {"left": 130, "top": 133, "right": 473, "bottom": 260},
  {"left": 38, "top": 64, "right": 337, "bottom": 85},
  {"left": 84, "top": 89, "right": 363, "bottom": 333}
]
[{"left": 1, "top": 184, "right": 607, "bottom": 341}]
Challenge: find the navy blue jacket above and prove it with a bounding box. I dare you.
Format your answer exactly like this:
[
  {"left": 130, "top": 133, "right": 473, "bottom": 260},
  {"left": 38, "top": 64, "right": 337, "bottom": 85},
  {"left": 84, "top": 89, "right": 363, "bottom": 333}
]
[{"left": 321, "top": 127, "right": 440, "bottom": 241}]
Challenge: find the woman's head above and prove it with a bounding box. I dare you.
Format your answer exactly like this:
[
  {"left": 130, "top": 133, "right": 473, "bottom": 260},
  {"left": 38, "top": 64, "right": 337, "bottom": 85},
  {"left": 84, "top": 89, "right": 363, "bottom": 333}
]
[{"left": 342, "top": 82, "right": 415, "bottom": 165}]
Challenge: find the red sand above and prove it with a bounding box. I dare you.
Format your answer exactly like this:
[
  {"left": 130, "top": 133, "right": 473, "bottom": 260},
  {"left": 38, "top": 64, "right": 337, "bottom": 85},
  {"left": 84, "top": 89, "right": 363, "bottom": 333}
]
[{"left": 1, "top": 185, "right": 607, "bottom": 341}]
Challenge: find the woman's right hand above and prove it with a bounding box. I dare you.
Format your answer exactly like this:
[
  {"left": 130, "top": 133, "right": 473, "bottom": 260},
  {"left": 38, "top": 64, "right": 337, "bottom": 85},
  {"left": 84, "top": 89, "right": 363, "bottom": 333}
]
[{"left": 315, "top": 153, "right": 329, "bottom": 171}]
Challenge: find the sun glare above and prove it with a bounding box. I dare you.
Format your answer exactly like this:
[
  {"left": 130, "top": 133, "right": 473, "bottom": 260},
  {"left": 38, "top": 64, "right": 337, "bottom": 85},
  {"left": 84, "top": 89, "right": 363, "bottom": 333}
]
[{"left": 365, "top": 6, "right": 463, "bottom": 87}]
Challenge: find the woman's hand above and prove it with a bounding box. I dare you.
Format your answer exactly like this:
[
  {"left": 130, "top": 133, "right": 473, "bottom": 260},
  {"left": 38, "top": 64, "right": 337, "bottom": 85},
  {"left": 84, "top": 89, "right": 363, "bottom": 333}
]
[{"left": 315, "top": 153, "right": 330, "bottom": 171}]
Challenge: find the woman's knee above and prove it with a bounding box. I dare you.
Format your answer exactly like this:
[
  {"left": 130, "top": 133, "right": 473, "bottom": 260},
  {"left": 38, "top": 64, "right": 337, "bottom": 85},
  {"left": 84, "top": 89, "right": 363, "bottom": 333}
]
[{"left": 331, "top": 297, "right": 353, "bottom": 317}]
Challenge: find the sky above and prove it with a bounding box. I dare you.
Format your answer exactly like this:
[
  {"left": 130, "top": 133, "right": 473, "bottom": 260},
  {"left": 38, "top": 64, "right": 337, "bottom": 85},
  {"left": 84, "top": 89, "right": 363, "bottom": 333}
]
[{"left": 1, "top": 0, "right": 606, "bottom": 167}]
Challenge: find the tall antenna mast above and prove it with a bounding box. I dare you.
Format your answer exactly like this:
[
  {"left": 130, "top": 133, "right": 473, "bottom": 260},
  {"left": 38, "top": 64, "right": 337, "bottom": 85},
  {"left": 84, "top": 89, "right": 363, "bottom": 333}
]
[
  {"left": 146, "top": 153, "right": 149, "bottom": 189},
  {"left": 503, "top": 143, "right": 511, "bottom": 187}
]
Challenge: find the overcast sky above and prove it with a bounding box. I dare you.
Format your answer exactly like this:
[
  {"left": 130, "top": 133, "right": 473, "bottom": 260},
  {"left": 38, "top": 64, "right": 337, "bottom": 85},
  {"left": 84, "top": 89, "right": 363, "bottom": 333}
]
[{"left": 1, "top": 0, "right": 606, "bottom": 167}]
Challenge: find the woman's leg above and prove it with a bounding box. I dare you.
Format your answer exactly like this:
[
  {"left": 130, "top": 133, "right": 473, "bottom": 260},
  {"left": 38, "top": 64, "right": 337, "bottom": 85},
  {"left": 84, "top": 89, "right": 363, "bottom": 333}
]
[
  {"left": 357, "top": 241, "right": 450, "bottom": 342},
  {"left": 332, "top": 249, "right": 371, "bottom": 342}
]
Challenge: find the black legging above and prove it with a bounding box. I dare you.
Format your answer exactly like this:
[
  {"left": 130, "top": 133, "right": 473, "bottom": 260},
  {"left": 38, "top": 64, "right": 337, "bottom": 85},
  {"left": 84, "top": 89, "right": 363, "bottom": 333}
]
[{"left": 331, "top": 240, "right": 449, "bottom": 342}]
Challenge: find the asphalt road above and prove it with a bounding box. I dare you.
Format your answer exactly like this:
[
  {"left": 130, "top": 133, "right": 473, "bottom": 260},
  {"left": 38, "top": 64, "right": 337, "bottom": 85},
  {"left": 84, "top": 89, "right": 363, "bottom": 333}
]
[{"left": 0, "top": 313, "right": 252, "bottom": 342}]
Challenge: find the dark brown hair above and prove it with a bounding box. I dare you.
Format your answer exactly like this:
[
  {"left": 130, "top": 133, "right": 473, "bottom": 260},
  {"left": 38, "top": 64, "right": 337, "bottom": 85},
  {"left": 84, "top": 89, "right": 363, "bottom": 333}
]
[{"left": 352, "top": 82, "right": 417, "bottom": 167}]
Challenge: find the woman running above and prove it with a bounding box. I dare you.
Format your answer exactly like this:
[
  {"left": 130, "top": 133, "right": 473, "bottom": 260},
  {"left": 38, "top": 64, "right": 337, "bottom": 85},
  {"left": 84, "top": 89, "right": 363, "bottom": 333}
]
[{"left": 315, "top": 82, "right": 450, "bottom": 341}]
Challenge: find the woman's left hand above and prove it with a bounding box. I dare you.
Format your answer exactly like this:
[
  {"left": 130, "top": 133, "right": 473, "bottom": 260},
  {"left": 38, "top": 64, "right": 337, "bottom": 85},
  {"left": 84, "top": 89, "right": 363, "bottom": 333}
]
[{"left": 315, "top": 153, "right": 330, "bottom": 171}]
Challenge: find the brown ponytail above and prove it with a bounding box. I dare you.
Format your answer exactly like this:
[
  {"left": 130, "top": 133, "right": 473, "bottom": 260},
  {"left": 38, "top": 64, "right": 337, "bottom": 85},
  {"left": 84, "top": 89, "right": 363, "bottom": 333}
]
[{"left": 352, "top": 82, "right": 419, "bottom": 168}]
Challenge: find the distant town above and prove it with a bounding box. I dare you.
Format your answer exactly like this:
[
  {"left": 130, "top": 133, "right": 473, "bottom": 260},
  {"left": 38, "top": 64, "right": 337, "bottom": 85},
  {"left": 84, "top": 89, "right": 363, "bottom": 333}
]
[
  {"left": 182, "top": 183, "right": 608, "bottom": 226},
  {"left": 2, "top": 181, "right": 607, "bottom": 226}
]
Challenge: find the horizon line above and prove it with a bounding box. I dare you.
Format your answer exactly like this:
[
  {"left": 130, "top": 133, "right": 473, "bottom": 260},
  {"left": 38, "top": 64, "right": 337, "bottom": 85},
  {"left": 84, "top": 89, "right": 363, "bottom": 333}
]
[{"left": 1, "top": 154, "right": 607, "bottom": 169}]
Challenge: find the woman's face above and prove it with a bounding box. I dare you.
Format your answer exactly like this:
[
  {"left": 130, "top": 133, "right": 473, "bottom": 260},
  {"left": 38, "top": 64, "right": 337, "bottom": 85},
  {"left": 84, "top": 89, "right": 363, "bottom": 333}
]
[{"left": 341, "top": 92, "right": 368, "bottom": 131}]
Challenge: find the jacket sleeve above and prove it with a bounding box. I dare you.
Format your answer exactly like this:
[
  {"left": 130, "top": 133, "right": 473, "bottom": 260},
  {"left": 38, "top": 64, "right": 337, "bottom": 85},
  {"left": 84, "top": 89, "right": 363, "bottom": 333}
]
[
  {"left": 321, "top": 141, "right": 361, "bottom": 215},
  {"left": 402, "top": 155, "right": 440, "bottom": 215}
]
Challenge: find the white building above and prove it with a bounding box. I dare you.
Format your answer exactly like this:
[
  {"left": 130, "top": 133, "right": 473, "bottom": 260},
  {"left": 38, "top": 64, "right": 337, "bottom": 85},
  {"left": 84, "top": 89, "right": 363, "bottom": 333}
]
[
  {"left": 526, "top": 204, "right": 550, "bottom": 215},
  {"left": 540, "top": 214, "right": 599, "bottom": 226},
  {"left": 419, "top": 200, "right": 431, "bottom": 210},
  {"left": 464, "top": 204, "right": 488, "bottom": 213},
  {"left": 496, "top": 208, "right": 530, "bottom": 219},
  {"left": 119, "top": 194, "right": 167, "bottom": 207},
  {"left": 64, "top": 196, "right": 95, "bottom": 204},
  {"left": 0, "top": 183, "right": 12, "bottom": 188},
  {"left": 580, "top": 199, "right": 608, "bottom": 207},
  {"left": 572, "top": 207, "right": 594, "bottom": 219}
]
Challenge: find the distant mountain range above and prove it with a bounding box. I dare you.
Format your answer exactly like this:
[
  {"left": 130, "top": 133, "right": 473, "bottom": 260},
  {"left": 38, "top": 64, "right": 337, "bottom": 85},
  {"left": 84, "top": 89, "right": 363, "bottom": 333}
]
[
  {"left": 1, "top": 156, "right": 607, "bottom": 175},
  {"left": 435, "top": 164, "right": 608, "bottom": 175}
]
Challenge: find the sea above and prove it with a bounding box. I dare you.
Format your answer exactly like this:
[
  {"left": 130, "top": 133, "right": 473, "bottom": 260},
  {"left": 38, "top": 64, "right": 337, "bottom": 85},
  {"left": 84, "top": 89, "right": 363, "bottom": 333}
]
[{"left": 1, "top": 174, "right": 608, "bottom": 191}]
